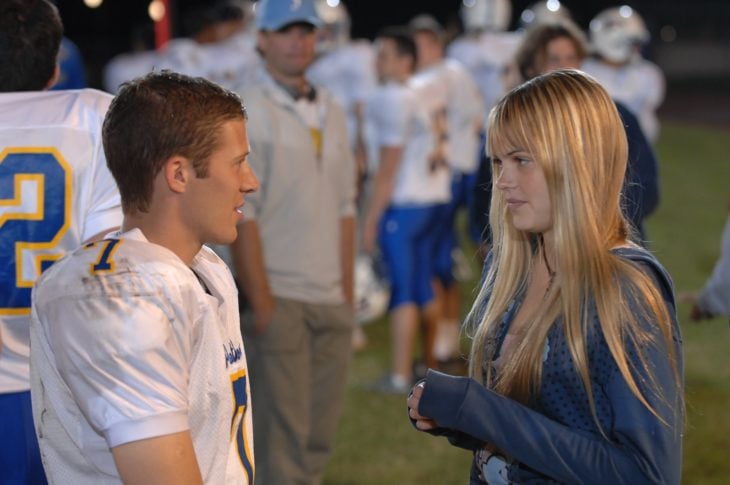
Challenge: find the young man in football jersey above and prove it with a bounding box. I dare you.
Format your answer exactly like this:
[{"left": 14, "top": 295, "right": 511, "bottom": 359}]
[
  {"left": 29, "top": 71, "right": 259, "bottom": 484},
  {"left": 0, "top": 1, "right": 122, "bottom": 482}
]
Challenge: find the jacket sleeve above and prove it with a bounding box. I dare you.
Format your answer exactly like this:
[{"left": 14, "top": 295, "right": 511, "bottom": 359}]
[{"left": 419, "top": 359, "right": 681, "bottom": 485}]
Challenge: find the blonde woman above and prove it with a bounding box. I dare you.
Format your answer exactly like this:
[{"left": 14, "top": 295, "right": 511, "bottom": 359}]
[{"left": 407, "top": 70, "right": 683, "bottom": 484}]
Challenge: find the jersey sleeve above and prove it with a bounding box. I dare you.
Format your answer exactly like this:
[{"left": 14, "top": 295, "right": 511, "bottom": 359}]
[
  {"left": 39, "top": 288, "right": 195, "bottom": 448},
  {"left": 347, "top": 44, "right": 377, "bottom": 104},
  {"left": 368, "top": 87, "right": 409, "bottom": 148},
  {"left": 79, "top": 92, "right": 123, "bottom": 241},
  {"left": 81, "top": 139, "right": 122, "bottom": 241}
]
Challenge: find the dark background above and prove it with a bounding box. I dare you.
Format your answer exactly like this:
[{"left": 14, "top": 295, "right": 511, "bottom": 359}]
[{"left": 54, "top": 0, "right": 730, "bottom": 125}]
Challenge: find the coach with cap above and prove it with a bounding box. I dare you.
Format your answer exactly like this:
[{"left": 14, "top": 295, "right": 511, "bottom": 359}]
[{"left": 229, "top": 0, "right": 357, "bottom": 483}]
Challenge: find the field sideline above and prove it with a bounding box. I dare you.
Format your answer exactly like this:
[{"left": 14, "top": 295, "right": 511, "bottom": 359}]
[{"left": 323, "top": 121, "right": 730, "bottom": 484}]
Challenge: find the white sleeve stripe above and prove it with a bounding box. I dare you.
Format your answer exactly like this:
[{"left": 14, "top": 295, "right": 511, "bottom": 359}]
[{"left": 105, "top": 410, "right": 189, "bottom": 448}]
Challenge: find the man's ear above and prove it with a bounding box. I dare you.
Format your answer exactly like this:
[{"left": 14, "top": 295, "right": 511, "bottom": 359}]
[
  {"left": 256, "top": 31, "right": 268, "bottom": 57},
  {"left": 44, "top": 64, "right": 60, "bottom": 90},
  {"left": 162, "top": 155, "right": 192, "bottom": 194}
]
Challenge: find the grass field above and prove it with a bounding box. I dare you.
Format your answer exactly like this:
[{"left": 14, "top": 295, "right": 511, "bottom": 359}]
[{"left": 323, "top": 121, "right": 730, "bottom": 484}]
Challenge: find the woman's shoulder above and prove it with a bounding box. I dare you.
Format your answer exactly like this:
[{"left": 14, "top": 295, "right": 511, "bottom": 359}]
[{"left": 612, "top": 245, "right": 676, "bottom": 310}]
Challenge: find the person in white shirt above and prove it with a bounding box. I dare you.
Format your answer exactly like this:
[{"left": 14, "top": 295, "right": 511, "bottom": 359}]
[
  {"left": 410, "top": 14, "right": 485, "bottom": 369},
  {"left": 362, "top": 27, "right": 450, "bottom": 394},
  {"left": 30, "top": 71, "right": 259, "bottom": 484},
  {"left": 581, "top": 6, "right": 665, "bottom": 143},
  {"left": 447, "top": 0, "right": 522, "bottom": 115},
  {"left": 0, "top": 1, "right": 122, "bottom": 482},
  {"left": 308, "top": 0, "right": 377, "bottom": 188},
  {"left": 681, "top": 210, "right": 730, "bottom": 323}
]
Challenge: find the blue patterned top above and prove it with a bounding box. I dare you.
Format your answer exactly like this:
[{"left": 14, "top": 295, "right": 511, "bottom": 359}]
[{"left": 414, "top": 247, "right": 684, "bottom": 484}]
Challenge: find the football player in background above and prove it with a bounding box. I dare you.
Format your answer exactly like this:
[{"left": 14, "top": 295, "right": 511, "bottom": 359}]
[
  {"left": 447, "top": 0, "right": 521, "bottom": 115},
  {"left": 409, "top": 14, "right": 484, "bottom": 371},
  {"left": 30, "top": 71, "right": 259, "bottom": 483},
  {"left": 361, "top": 27, "right": 448, "bottom": 393},
  {"left": 308, "top": 0, "right": 377, "bottom": 192},
  {"left": 582, "top": 6, "right": 665, "bottom": 143},
  {"left": 0, "top": 1, "right": 122, "bottom": 482}
]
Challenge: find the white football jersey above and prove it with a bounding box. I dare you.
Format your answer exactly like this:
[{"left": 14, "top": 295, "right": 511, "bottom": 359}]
[
  {"left": 155, "top": 38, "right": 208, "bottom": 79},
  {"left": 581, "top": 57, "right": 665, "bottom": 143},
  {"left": 30, "top": 228, "right": 254, "bottom": 484},
  {"left": 410, "top": 59, "right": 483, "bottom": 175},
  {"left": 307, "top": 40, "right": 377, "bottom": 147},
  {"left": 447, "top": 31, "right": 522, "bottom": 115},
  {"left": 199, "top": 32, "right": 262, "bottom": 91},
  {"left": 0, "top": 89, "right": 122, "bottom": 394},
  {"left": 364, "top": 82, "right": 448, "bottom": 206},
  {"left": 103, "top": 50, "right": 158, "bottom": 94}
]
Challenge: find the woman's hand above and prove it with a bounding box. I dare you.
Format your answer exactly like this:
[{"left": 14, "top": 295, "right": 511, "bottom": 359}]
[{"left": 407, "top": 382, "right": 439, "bottom": 431}]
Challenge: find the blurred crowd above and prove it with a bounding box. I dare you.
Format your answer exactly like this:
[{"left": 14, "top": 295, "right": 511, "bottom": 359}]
[
  {"left": 94, "top": 0, "right": 669, "bottom": 387},
  {"left": 4, "top": 0, "right": 729, "bottom": 483}
]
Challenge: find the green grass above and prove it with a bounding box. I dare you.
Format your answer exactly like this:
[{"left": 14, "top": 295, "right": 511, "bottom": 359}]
[{"left": 324, "top": 121, "right": 730, "bottom": 484}]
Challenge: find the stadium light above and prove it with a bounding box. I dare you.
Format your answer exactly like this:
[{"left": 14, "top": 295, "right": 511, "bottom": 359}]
[{"left": 148, "top": 0, "right": 165, "bottom": 21}]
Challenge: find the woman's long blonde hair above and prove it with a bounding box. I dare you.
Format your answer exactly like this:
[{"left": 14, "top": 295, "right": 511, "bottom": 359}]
[{"left": 468, "top": 69, "right": 681, "bottom": 426}]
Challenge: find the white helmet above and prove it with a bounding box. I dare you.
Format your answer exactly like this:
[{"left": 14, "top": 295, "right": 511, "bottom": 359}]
[
  {"left": 589, "top": 6, "right": 649, "bottom": 64},
  {"left": 460, "top": 0, "right": 512, "bottom": 33},
  {"left": 314, "top": 0, "right": 351, "bottom": 53},
  {"left": 519, "top": 0, "right": 572, "bottom": 30},
  {"left": 354, "top": 254, "right": 390, "bottom": 325}
]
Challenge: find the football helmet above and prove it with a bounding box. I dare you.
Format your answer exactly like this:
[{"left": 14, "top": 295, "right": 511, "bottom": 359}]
[
  {"left": 354, "top": 254, "right": 390, "bottom": 325},
  {"left": 314, "top": 0, "right": 351, "bottom": 53},
  {"left": 519, "top": 0, "right": 572, "bottom": 30},
  {"left": 589, "top": 6, "right": 649, "bottom": 64},
  {"left": 460, "top": 0, "right": 512, "bottom": 33}
]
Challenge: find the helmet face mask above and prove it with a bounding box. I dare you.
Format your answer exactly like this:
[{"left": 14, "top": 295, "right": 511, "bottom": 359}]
[
  {"left": 590, "top": 6, "right": 649, "bottom": 64},
  {"left": 460, "top": 0, "right": 512, "bottom": 33}
]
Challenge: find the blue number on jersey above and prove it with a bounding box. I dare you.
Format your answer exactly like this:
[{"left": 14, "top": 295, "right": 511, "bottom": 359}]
[
  {"left": 0, "top": 149, "right": 71, "bottom": 315},
  {"left": 231, "top": 369, "right": 254, "bottom": 483},
  {"left": 84, "top": 238, "right": 121, "bottom": 274}
]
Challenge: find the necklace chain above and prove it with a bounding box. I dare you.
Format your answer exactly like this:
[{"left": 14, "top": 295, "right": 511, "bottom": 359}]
[{"left": 540, "top": 234, "right": 556, "bottom": 298}]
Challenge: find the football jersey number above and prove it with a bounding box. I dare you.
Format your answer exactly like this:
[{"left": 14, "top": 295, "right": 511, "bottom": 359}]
[
  {"left": 84, "top": 238, "right": 121, "bottom": 274},
  {"left": 0, "top": 149, "right": 71, "bottom": 315},
  {"left": 231, "top": 370, "right": 254, "bottom": 483}
]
